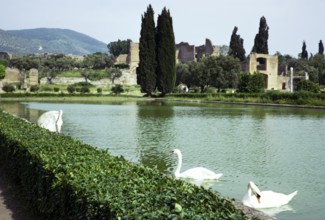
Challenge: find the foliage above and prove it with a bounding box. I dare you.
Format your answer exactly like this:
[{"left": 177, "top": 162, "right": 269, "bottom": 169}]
[
  {"left": 300, "top": 41, "right": 308, "bottom": 59},
  {"left": 0, "top": 64, "right": 5, "bottom": 80},
  {"left": 296, "top": 80, "right": 320, "bottom": 93},
  {"left": 80, "top": 86, "right": 90, "bottom": 93},
  {"left": 228, "top": 26, "right": 246, "bottom": 62},
  {"left": 156, "top": 7, "right": 176, "bottom": 96},
  {"left": 107, "top": 68, "right": 122, "bottom": 84},
  {"left": 83, "top": 52, "right": 115, "bottom": 69},
  {"left": 30, "top": 85, "right": 39, "bottom": 92},
  {"left": 67, "top": 85, "right": 76, "bottom": 93},
  {"left": 107, "top": 39, "right": 132, "bottom": 57},
  {"left": 111, "top": 84, "right": 124, "bottom": 95},
  {"left": 0, "top": 110, "right": 252, "bottom": 219},
  {"left": 176, "top": 63, "right": 191, "bottom": 87},
  {"left": 138, "top": 4, "right": 157, "bottom": 96},
  {"left": 319, "top": 40, "right": 324, "bottom": 55},
  {"left": 2, "top": 84, "right": 15, "bottom": 93},
  {"left": 238, "top": 72, "right": 265, "bottom": 93},
  {"left": 252, "top": 16, "right": 269, "bottom": 54}
]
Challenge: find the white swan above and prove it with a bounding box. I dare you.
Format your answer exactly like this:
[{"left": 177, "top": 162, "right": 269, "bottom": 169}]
[
  {"left": 171, "top": 149, "right": 223, "bottom": 180},
  {"left": 242, "top": 181, "right": 298, "bottom": 209},
  {"left": 37, "top": 110, "right": 63, "bottom": 133}
]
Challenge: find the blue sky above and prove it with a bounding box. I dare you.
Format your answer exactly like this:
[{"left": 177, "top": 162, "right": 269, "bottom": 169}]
[{"left": 1, "top": 0, "right": 324, "bottom": 57}]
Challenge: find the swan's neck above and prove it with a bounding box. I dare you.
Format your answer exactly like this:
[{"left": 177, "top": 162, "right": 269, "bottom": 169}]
[{"left": 175, "top": 152, "right": 182, "bottom": 177}]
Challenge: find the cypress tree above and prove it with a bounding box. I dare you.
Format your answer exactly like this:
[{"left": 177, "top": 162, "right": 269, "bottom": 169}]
[
  {"left": 252, "top": 16, "right": 269, "bottom": 54},
  {"left": 301, "top": 41, "right": 308, "bottom": 59},
  {"left": 137, "top": 4, "right": 156, "bottom": 96},
  {"left": 228, "top": 26, "right": 246, "bottom": 62},
  {"left": 319, "top": 40, "right": 324, "bottom": 55},
  {"left": 156, "top": 8, "right": 176, "bottom": 96}
]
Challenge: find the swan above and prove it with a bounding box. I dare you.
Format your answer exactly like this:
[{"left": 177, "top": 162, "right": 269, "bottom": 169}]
[
  {"left": 242, "top": 181, "right": 297, "bottom": 209},
  {"left": 171, "top": 149, "right": 223, "bottom": 180},
  {"left": 37, "top": 110, "right": 63, "bottom": 133}
]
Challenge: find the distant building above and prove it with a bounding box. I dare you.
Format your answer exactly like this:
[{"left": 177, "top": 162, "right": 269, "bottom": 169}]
[{"left": 0, "top": 51, "right": 12, "bottom": 60}]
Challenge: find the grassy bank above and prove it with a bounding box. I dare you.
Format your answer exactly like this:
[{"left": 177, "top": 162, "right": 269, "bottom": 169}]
[{"left": 1, "top": 90, "right": 325, "bottom": 108}]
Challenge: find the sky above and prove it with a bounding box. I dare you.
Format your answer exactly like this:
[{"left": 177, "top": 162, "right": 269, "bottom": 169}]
[{"left": 1, "top": 0, "right": 325, "bottom": 57}]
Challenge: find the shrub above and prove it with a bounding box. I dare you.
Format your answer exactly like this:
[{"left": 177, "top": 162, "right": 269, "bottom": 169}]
[
  {"left": 67, "top": 85, "right": 76, "bottom": 93},
  {"left": 0, "top": 111, "right": 250, "bottom": 219},
  {"left": 2, "top": 84, "right": 15, "bottom": 93},
  {"left": 111, "top": 84, "right": 124, "bottom": 95},
  {"left": 97, "top": 88, "right": 102, "bottom": 93},
  {"left": 296, "top": 80, "right": 320, "bottom": 93},
  {"left": 80, "top": 86, "right": 90, "bottom": 93},
  {"left": 30, "top": 85, "right": 39, "bottom": 92},
  {"left": 54, "top": 87, "right": 60, "bottom": 92}
]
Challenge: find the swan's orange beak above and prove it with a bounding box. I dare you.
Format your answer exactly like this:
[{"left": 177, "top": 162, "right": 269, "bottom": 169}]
[{"left": 257, "top": 194, "right": 261, "bottom": 204}]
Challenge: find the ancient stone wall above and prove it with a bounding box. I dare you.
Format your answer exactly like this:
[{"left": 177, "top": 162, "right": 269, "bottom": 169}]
[
  {"left": 176, "top": 42, "right": 195, "bottom": 63},
  {"left": 3, "top": 67, "right": 21, "bottom": 84},
  {"left": 28, "top": 68, "right": 39, "bottom": 86}
]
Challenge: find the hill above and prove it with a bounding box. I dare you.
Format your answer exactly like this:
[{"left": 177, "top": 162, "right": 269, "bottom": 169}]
[{"left": 0, "top": 28, "right": 108, "bottom": 56}]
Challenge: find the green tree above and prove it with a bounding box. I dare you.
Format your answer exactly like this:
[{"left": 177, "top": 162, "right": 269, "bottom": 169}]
[
  {"left": 237, "top": 73, "right": 251, "bottom": 93},
  {"left": 107, "top": 39, "right": 131, "bottom": 57},
  {"left": 188, "top": 61, "right": 206, "bottom": 92},
  {"left": 300, "top": 41, "right": 308, "bottom": 59},
  {"left": 228, "top": 26, "right": 246, "bottom": 62},
  {"left": 319, "top": 40, "right": 324, "bottom": 55},
  {"left": 176, "top": 63, "right": 191, "bottom": 87},
  {"left": 296, "top": 80, "right": 320, "bottom": 93},
  {"left": 156, "top": 7, "right": 176, "bottom": 96},
  {"left": 252, "top": 16, "right": 269, "bottom": 54},
  {"left": 108, "top": 68, "right": 122, "bottom": 84},
  {"left": 0, "top": 64, "right": 5, "bottom": 80},
  {"left": 248, "top": 72, "right": 265, "bottom": 92},
  {"left": 83, "top": 52, "right": 114, "bottom": 69},
  {"left": 137, "top": 4, "right": 157, "bottom": 96}
]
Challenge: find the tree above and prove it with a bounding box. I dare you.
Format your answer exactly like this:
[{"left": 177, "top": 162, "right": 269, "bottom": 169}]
[
  {"left": 188, "top": 61, "right": 206, "bottom": 92},
  {"left": 252, "top": 16, "right": 269, "bottom": 54},
  {"left": 108, "top": 68, "right": 122, "bottom": 84},
  {"left": 156, "top": 7, "right": 176, "bottom": 96},
  {"left": 296, "top": 80, "right": 320, "bottom": 93},
  {"left": 0, "top": 64, "right": 5, "bottom": 80},
  {"left": 319, "top": 40, "right": 324, "bottom": 55},
  {"left": 228, "top": 26, "right": 246, "bottom": 62},
  {"left": 237, "top": 73, "right": 251, "bottom": 93},
  {"left": 107, "top": 39, "right": 132, "bottom": 57},
  {"left": 176, "top": 63, "right": 191, "bottom": 87},
  {"left": 248, "top": 72, "right": 265, "bottom": 92},
  {"left": 300, "top": 41, "right": 308, "bottom": 59},
  {"left": 137, "top": 4, "right": 157, "bottom": 96}
]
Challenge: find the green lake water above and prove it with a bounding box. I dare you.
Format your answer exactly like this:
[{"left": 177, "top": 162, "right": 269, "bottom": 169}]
[{"left": 1, "top": 100, "right": 325, "bottom": 220}]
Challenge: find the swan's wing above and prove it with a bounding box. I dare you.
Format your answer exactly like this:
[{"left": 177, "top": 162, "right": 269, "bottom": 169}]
[
  {"left": 38, "top": 111, "right": 62, "bottom": 132},
  {"left": 259, "top": 190, "right": 297, "bottom": 208},
  {"left": 180, "top": 167, "right": 222, "bottom": 180}
]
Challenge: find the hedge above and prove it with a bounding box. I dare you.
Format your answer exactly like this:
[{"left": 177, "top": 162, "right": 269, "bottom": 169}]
[{"left": 0, "top": 110, "right": 253, "bottom": 219}]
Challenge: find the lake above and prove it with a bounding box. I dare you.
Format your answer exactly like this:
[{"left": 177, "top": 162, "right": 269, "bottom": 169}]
[{"left": 1, "top": 100, "right": 325, "bottom": 220}]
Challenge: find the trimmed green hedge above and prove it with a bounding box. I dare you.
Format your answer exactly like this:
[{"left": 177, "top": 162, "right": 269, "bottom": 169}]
[{"left": 0, "top": 110, "right": 252, "bottom": 219}]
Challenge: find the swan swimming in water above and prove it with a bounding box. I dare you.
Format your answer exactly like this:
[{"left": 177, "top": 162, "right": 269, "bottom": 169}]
[
  {"left": 37, "top": 110, "right": 63, "bottom": 133},
  {"left": 171, "top": 149, "right": 223, "bottom": 180},
  {"left": 242, "top": 181, "right": 298, "bottom": 209}
]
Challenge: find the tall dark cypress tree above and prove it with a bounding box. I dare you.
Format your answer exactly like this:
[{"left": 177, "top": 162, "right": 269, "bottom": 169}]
[
  {"left": 137, "top": 4, "right": 156, "bottom": 96},
  {"left": 319, "top": 40, "right": 324, "bottom": 55},
  {"left": 228, "top": 26, "right": 246, "bottom": 62},
  {"left": 252, "top": 16, "right": 269, "bottom": 54},
  {"left": 301, "top": 41, "right": 308, "bottom": 59},
  {"left": 156, "top": 8, "right": 176, "bottom": 96}
]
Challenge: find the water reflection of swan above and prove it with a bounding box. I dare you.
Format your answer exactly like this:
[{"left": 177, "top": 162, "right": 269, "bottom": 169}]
[
  {"left": 37, "top": 110, "right": 63, "bottom": 133},
  {"left": 171, "top": 149, "right": 223, "bottom": 180},
  {"left": 242, "top": 181, "right": 298, "bottom": 209}
]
